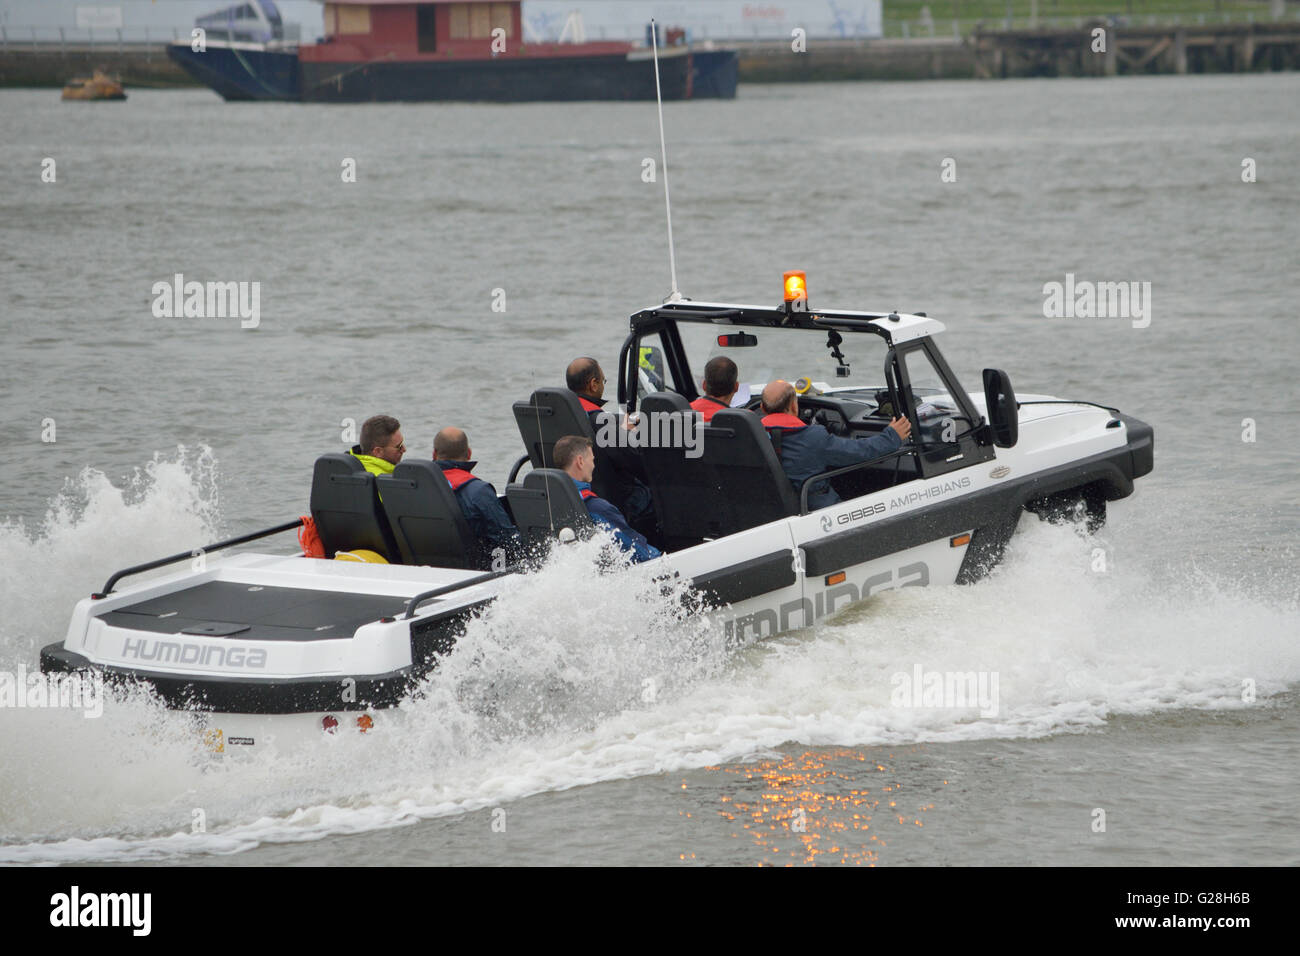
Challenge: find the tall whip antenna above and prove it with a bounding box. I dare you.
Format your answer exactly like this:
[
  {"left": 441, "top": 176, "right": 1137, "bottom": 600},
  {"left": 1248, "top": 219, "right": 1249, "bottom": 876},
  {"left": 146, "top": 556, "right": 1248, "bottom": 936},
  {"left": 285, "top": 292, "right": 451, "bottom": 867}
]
[{"left": 650, "top": 18, "right": 681, "bottom": 303}]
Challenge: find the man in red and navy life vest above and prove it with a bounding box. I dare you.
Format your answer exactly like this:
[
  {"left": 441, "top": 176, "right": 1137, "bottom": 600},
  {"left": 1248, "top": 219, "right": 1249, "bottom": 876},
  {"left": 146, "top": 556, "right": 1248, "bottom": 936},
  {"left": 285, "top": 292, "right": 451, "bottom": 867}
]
[
  {"left": 690, "top": 356, "right": 741, "bottom": 423},
  {"left": 566, "top": 356, "right": 654, "bottom": 524},
  {"left": 432, "top": 427, "right": 523, "bottom": 560},
  {"left": 554, "top": 434, "right": 661, "bottom": 564},
  {"left": 760, "top": 380, "right": 912, "bottom": 511}
]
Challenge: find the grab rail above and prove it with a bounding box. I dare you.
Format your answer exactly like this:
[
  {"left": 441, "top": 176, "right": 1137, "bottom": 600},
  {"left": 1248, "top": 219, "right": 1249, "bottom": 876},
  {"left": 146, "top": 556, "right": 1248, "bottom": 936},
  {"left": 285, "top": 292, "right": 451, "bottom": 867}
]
[
  {"left": 507, "top": 453, "right": 531, "bottom": 483},
  {"left": 402, "top": 568, "right": 516, "bottom": 619},
  {"left": 798, "top": 446, "right": 913, "bottom": 515},
  {"left": 93, "top": 518, "right": 305, "bottom": 597}
]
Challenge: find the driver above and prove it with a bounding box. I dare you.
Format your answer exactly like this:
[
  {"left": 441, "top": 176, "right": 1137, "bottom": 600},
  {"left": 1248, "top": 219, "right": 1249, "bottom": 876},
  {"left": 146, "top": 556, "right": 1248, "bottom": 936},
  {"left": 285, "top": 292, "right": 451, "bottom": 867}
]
[
  {"left": 760, "top": 380, "right": 912, "bottom": 510},
  {"left": 690, "top": 356, "right": 740, "bottom": 423}
]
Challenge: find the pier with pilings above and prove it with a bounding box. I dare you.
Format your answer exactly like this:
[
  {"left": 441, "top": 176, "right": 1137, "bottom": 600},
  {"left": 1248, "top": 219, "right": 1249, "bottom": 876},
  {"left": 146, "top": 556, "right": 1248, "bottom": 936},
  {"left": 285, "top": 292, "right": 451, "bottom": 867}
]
[{"left": 968, "top": 21, "right": 1300, "bottom": 77}]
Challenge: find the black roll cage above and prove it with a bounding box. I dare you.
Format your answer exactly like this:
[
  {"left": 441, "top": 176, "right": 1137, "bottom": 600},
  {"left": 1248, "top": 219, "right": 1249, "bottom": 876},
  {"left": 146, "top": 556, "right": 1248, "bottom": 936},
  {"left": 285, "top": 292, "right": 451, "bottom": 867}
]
[
  {"left": 619, "top": 301, "right": 929, "bottom": 413},
  {"left": 616, "top": 300, "right": 993, "bottom": 490}
]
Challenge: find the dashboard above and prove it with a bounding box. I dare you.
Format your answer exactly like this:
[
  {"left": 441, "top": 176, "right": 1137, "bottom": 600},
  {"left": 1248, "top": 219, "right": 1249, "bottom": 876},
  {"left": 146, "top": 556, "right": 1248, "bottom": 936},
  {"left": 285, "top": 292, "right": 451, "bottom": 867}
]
[{"left": 745, "top": 384, "right": 972, "bottom": 445}]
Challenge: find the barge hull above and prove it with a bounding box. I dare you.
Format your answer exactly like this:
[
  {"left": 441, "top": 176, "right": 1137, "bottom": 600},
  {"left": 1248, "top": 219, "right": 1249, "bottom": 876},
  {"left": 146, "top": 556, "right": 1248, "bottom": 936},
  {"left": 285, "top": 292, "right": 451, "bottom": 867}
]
[{"left": 299, "top": 51, "right": 695, "bottom": 103}]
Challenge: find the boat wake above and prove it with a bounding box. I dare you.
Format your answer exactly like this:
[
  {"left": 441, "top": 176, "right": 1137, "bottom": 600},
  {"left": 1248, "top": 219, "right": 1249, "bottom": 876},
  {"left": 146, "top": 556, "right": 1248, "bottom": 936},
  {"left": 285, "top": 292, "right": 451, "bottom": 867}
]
[{"left": 1, "top": 453, "right": 1296, "bottom": 863}]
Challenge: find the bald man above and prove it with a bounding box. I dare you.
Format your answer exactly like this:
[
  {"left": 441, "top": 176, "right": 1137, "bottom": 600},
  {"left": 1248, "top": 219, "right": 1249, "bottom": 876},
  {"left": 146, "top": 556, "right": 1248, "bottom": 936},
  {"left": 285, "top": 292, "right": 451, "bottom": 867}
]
[
  {"left": 760, "top": 380, "right": 911, "bottom": 511},
  {"left": 433, "top": 427, "right": 522, "bottom": 563}
]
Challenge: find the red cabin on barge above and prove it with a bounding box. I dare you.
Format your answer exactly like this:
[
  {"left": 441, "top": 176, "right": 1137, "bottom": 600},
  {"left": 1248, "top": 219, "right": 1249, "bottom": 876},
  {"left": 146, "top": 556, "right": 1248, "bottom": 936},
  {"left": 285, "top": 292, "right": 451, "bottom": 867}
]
[{"left": 296, "top": 0, "right": 735, "bottom": 101}]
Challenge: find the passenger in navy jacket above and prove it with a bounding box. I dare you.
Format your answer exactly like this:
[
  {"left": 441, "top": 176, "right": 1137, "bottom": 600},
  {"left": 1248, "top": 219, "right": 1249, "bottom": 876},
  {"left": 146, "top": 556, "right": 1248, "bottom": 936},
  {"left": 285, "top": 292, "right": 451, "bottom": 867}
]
[
  {"left": 433, "top": 427, "right": 522, "bottom": 563},
  {"left": 760, "top": 380, "right": 912, "bottom": 511},
  {"left": 553, "top": 434, "right": 661, "bottom": 564}
]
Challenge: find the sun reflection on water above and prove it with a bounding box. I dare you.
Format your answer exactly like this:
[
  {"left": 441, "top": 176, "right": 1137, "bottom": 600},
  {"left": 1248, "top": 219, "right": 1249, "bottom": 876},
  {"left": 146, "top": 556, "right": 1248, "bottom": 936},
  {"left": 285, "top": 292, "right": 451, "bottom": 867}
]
[{"left": 702, "top": 749, "right": 940, "bottom": 865}]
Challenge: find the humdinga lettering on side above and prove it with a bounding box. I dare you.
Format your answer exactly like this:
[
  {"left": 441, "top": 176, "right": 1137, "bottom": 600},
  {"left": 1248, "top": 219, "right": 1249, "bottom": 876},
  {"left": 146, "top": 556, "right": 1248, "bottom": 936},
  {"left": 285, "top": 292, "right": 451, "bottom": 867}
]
[
  {"left": 120, "top": 636, "right": 267, "bottom": 669},
  {"left": 49, "top": 885, "right": 151, "bottom": 936}
]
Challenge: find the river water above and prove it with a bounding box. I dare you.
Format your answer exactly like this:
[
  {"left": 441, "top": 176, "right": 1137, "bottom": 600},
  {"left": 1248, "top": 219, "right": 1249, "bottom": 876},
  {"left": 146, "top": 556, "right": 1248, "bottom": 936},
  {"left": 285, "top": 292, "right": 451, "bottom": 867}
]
[{"left": 1, "top": 74, "right": 1297, "bottom": 865}]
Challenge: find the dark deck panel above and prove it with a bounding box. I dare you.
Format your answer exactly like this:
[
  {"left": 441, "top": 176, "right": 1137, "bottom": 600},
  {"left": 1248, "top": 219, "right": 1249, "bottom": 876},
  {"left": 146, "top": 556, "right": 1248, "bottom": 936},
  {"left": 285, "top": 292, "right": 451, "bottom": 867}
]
[{"left": 101, "top": 581, "right": 408, "bottom": 642}]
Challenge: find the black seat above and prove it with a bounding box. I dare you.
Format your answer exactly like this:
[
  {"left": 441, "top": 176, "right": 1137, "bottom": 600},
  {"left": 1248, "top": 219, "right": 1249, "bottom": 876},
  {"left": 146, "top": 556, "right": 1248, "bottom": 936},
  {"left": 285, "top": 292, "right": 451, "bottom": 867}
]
[
  {"left": 505, "top": 468, "right": 594, "bottom": 548},
  {"left": 512, "top": 387, "right": 593, "bottom": 470},
  {"left": 376, "top": 460, "right": 481, "bottom": 569},
  {"left": 513, "top": 387, "right": 632, "bottom": 506},
  {"left": 710, "top": 409, "right": 800, "bottom": 524},
  {"left": 637, "top": 391, "right": 713, "bottom": 546},
  {"left": 310, "top": 454, "right": 399, "bottom": 562},
  {"left": 674, "top": 406, "right": 800, "bottom": 537}
]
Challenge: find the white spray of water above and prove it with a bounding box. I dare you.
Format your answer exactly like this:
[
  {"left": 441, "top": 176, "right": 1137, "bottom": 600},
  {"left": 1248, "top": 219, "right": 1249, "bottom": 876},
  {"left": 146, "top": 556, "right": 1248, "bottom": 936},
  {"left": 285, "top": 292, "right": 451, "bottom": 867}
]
[
  {"left": 0, "top": 447, "right": 222, "bottom": 666},
  {"left": 0, "top": 457, "right": 1296, "bottom": 862}
]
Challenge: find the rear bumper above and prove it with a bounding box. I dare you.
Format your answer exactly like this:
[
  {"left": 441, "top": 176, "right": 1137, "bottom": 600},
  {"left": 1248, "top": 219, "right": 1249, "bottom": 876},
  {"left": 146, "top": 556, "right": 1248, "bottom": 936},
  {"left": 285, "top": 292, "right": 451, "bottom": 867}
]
[
  {"left": 1119, "top": 414, "right": 1155, "bottom": 481},
  {"left": 40, "top": 642, "right": 414, "bottom": 715}
]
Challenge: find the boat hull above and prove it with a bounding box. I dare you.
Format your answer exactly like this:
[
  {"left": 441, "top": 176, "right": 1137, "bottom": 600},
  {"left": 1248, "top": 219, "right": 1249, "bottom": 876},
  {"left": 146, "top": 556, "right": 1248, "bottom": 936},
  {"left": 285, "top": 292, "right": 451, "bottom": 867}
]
[
  {"left": 39, "top": 408, "right": 1152, "bottom": 722},
  {"left": 299, "top": 51, "right": 693, "bottom": 103},
  {"left": 167, "top": 43, "right": 300, "bottom": 101},
  {"left": 688, "top": 49, "right": 739, "bottom": 99},
  {"left": 61, "top": 89, "right": 127, "bottom": 101},
  {"left": 167, "top": 42, "right": 734, "bottom": 102}
]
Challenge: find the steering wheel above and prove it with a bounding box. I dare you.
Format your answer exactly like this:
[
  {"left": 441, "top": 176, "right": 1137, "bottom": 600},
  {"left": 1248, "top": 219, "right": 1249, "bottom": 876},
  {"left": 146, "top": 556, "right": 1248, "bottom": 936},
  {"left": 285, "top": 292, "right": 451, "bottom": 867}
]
[{"left": 797, "top": 397, "right": 850, "bottom": 435}]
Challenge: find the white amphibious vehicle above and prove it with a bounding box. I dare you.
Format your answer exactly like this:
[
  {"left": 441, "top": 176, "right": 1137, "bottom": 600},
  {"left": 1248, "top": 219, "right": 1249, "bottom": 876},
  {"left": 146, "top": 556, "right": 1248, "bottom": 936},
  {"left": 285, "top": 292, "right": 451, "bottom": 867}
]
[{"left": 42, "top": 276, "right": 1153, "bottom": 750}]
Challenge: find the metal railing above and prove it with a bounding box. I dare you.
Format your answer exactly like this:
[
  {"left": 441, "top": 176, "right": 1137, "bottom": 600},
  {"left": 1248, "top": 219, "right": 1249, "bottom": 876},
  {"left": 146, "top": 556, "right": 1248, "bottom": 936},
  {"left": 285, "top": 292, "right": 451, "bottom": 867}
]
[
  {"left": 881, "top": 9, "right": 1300, "bottom": 39},
  {"left": 0, "top": 23, "right": 302, "bottom": 53},
  {"left": 92, "top": 518, "right": 304, "bottom": 597}
]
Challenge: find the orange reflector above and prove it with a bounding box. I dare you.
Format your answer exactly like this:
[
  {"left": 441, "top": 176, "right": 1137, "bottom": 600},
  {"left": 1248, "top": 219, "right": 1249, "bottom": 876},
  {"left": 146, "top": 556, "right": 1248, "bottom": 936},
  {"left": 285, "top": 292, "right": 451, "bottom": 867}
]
[
  {"left": 825, "top": 571, "right": 846, "bottom": 586},
  {"left": 950, "top": 534, "right": 971, "bottom": 548},
  {"left": 783, "top": 270, "right": 807, "bottom": 304},
  {"left": 357, "top": 714, "right": 374, "bottom": 733}
]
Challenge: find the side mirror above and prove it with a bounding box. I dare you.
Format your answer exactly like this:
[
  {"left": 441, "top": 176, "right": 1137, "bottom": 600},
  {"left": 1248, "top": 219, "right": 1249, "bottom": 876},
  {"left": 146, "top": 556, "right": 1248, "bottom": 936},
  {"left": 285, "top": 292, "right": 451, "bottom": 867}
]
[
  {"left": 982, "top": 368, "right": 1018, "bottom": 448},
  {"left": 637, "top": 344, "right": 666, "bottom": 393}
]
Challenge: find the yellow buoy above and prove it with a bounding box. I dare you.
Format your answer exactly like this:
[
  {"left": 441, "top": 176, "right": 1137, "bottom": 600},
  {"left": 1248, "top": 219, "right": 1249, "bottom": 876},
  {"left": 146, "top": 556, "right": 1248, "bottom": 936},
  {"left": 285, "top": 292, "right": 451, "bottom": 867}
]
[{"left": 334, "top": 549, "right": 388, "bottom": 564}]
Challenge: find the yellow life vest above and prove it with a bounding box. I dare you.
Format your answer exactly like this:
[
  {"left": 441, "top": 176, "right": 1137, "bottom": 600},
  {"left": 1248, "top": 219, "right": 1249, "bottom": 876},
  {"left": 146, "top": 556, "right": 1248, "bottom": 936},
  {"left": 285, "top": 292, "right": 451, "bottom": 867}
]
[{"left": 348, "top": 448, "right": 395, "bottom": 478}]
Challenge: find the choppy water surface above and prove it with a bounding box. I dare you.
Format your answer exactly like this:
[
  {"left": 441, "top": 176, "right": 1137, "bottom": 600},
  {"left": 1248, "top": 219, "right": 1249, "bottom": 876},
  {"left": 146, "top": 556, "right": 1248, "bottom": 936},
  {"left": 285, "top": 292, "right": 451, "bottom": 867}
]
[{"left": 1, "top": 75, "right": 1297, "bottom": 865}]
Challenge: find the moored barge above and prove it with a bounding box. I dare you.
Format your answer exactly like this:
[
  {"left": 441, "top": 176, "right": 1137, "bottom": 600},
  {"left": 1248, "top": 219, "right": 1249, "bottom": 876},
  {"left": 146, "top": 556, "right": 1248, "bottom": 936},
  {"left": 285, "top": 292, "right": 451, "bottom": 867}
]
[{"left": 167, "top": 0, "right": 738, "bottom": 102}]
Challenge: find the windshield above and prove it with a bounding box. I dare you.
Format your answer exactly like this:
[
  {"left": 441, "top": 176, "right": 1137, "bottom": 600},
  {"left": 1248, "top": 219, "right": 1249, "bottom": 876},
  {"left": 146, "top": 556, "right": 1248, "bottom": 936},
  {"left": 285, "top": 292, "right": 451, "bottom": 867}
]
[{"left": 676, "top": 324, "right": 891, "bottom": 402}]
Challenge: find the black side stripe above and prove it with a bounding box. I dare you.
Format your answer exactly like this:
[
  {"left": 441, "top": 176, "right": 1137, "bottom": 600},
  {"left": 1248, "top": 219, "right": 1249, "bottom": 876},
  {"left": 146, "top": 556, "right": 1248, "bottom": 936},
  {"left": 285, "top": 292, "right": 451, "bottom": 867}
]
[
  {"left": 691, "top": 550, "right": 797, "bottom": 606},
  {"left": 802, "top": 443, "right": 1137, "bottom": 578}
]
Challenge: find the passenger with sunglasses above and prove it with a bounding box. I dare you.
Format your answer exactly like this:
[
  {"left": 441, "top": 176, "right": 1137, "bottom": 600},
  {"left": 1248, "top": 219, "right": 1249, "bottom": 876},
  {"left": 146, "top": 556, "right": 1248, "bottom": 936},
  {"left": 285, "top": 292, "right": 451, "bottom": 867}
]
[{"left": 349, "top": 414, "right": 406, "bottom": 478}]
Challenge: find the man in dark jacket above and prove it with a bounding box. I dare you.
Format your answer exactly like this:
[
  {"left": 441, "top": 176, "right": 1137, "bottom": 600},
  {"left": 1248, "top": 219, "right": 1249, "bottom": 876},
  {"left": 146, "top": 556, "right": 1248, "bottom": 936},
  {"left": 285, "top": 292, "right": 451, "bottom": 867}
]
[
  {"left": 554, "top": 435, "right": 661, "bottom": 564},
  {"left": 760, "top": 380, "right": 912, "bottom": 511},
  {"left": 433, "top": 427, "right": 522, "bottom": 562},
  {"left": 566, "top": 356, "right": 653, "bottom": 524}
]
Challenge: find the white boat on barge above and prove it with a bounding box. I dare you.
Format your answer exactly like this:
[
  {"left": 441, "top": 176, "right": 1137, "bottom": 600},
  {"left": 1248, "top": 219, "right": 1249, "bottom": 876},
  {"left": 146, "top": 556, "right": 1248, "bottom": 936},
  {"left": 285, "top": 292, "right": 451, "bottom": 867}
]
[{"left": 40, "top": 278, "right": 1154, "bottom": 751}]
